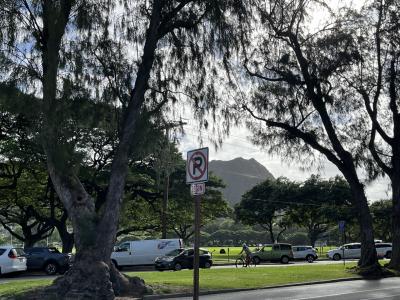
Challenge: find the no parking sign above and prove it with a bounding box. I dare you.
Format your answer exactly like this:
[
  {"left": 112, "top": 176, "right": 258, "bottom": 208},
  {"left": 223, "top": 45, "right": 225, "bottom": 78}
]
[{"left": 186, "top": 147, "right": 209, "bottom": 184}]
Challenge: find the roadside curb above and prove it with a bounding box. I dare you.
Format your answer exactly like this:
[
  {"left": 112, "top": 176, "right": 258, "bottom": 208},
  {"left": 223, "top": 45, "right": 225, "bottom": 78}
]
[{"left": 142, "top": 277, "right": 362, "bottom": 299}]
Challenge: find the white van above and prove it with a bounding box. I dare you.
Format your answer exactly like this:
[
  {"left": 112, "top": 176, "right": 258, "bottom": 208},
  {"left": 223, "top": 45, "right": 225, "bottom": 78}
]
[{"left": 111, "top": 239, "right": 182, "bottom": 268}]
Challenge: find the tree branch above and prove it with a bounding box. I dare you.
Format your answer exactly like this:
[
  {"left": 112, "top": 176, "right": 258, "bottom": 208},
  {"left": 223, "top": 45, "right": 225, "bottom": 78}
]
[{"left": 243, "top": 105, "right": 343, "bottom": 168}]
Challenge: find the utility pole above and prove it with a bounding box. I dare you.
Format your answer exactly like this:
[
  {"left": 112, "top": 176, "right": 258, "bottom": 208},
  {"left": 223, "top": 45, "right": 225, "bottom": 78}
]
[
  {"left": 161, "top": 174, "right": 169, "bottom": 239},
  {"left": 161, "top": 128, "right": 170, "bottom": 239}
]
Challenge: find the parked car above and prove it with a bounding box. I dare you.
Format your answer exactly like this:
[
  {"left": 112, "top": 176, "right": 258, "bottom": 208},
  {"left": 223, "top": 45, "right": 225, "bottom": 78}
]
[
  {"left": 327, "top": 242, "right": 392, "bottom": 260},
  {"left": 327, "top": 243, "right": 360, "bottom": 260},
  {"left": 111, "top": 239, "right": 182, "bottom": 269},
  {"left": 0, "top": 246, "right": 26, "bottom": 275},
  {"left": 24, "top": 247, "right": 71, "bottom": 275},
  {"left": 376, "top": 243, "right": 392, "bottom": 259},
  {"left": 292, "top": 245, "right": 318, "bottom": 262},
  {"left": 155, "top": 248, "right": 212, "bottom": 271},
  {"left": 252, "top": 243, "right": 294, "bottom": 264}
]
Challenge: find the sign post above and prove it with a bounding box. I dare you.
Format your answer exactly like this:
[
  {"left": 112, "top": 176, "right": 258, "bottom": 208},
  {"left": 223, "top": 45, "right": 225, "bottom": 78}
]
[
  {"left": 186, "top": 147, "right": 208, "bottom": 300},
  {"left": 339, "top": 220, "right": 346, "bottom": 266}
]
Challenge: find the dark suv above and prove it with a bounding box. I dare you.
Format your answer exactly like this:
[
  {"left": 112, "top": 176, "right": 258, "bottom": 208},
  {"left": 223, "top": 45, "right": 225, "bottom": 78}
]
[{"left": 24, "top": 247, "right": 71, "bottom": 275}]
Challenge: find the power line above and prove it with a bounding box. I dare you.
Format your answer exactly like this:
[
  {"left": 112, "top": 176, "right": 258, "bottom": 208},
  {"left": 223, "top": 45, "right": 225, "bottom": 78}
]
[
  {"left": 181, "top": 131, "right": 263, "bottom": 153},
  {"left": 182, "top": 124, "right": 252, "bottom": 143},
  {"left": 246, "top": 198, "right": 345, "bottom": 208}
]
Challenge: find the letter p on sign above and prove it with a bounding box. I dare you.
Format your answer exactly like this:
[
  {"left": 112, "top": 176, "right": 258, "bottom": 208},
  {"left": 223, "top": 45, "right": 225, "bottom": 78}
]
[{"left": 186, "top": 147, "right": 209, "bottom": 184}]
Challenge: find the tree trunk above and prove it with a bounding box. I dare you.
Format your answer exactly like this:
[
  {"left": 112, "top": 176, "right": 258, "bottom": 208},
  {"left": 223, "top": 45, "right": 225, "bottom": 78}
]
[
  {"left": 276, "top": 226, "right": 286, "bottom": 243},
  {"left": 39, "top": 1, "right": 162, "bottom": 298},
  {"left": 308, "top": 229, "right": 319, "bottom": 248},
  {"left": 23, "top": 238, "right": 36, "bottom": 248},
  {"left": 388, "top": 176, "right": 400, "bottom": 270},
  {"left": 57, "top": 224, "right": 74, "bottom": 254},
  {"left": 267, "top": 220, "right": 275, "bottom": 243},
  {"left": 350, "top": 183, "right": 379, "bottom": 270},
  {"left": 48, "top": 246, "right": 147, "bottom": 299}
]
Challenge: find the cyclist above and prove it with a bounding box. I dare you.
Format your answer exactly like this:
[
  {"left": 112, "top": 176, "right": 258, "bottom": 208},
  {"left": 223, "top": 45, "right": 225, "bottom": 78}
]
[{"left": 239, "top": 243, "right": 252, "bottom": 266}]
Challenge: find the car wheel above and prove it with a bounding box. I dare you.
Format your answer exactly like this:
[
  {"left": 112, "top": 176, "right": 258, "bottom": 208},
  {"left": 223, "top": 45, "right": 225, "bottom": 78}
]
[
  {"left": 174, "top": 263, "right": 182, "bottom": 271},
  {"left": 280, "top": 256, "right": 289, "bottom": 264},
  {"left": 111, "top": 260, "right": 122, "bottom": 271},
  {"left": 44, "top": 262, "right": 58, "bottom": 275},
  {"left": 204, "top": 261, "right": 212, "bottom": 269},
  {"left": 253, "top": 256, "right": 261, "bottom": 265},
  {"left": 306, "top": 255, "right": 315, "bottom": 263},
  {"left": 385, "top": 251, "right": 392, "bottom": 259},
  {"left": 333, "top": 253, "right": 341, "bottom": 261}
]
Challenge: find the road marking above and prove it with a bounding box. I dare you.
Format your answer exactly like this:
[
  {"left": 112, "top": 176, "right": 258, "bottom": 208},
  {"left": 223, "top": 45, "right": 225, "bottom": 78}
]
[
  {"left": 294, "top": 286, "right": 400, "bottom": 300},
  {"left": 363, "top": 294, "right": 400, "bottom": 300}
]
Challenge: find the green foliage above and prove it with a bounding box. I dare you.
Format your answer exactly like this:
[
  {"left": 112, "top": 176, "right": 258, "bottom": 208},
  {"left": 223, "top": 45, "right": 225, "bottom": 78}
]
[
  {"left": 235, "top": 177, "right": 296, "bottom": 243},
  {"left": 370, "top": 200, "right": 392, "bottom": 242},
  {"left": 235, "top": 175, "right": 357, "bottom": 246},
  {"left": 287, "top": 175, "right": 355, "bottom": 246},
  {"left": 0, "top": 163, "right": 57, "bottom": 246},
  {"left": 116, "top": 148, "right": 231, "bottom": 242},
  {"left": 167, "top": 165, "right": 231, "bottom": 242}
]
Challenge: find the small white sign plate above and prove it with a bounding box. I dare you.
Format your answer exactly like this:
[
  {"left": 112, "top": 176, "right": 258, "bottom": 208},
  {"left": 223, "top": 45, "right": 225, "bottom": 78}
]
[{"left": 191, "top": 183, "right": 206, "bottom": 196}]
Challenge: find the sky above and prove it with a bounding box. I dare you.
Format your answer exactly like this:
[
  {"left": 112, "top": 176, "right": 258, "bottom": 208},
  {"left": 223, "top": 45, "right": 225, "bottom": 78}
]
[
  {"left": 178, "top": 123, "right": 391, "bottom": 202},
  {"left": 175, "top": 0, "right": 391, "bottom": 202}
]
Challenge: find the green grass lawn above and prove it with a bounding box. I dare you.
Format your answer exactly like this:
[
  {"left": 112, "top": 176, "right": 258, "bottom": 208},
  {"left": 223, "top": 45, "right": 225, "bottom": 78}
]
[
  {"left": 0, "top": 262, "right": 363, "bottom": 298},
  {"left": 127, "top": 262, "right": 359, "bottom": 291},
  {"left": 0, "top": 279, "right": 52, "bottom": 298}
]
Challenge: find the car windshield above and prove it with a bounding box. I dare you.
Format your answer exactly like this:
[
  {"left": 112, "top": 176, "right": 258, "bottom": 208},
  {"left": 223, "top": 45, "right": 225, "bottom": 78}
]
[
  {"left": 48, "top": 248, "right": 60, "bottom": 253},
  {"left": 165, "top": 249, "right": 183, "bottom": 256}
]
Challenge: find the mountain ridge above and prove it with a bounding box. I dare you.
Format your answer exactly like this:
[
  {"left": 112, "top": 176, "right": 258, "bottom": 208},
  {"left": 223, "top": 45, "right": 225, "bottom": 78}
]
[{"left": 209, "top": 157, "right": 274, "bottom": 206}]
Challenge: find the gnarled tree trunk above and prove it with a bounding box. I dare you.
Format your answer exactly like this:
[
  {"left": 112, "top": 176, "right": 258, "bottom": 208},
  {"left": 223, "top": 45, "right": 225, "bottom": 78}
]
[
  {"left": 57, "top": 222, "right": 74, "bottom": 254},
  {"left": 346, "top": 178, "right": 379, "bottom": 271},
  {"left": 388, "top": 175, "right": 400, "bottom": 270},
  {"left": 38, "top": 1, "right": 163, "bottom": 298}
]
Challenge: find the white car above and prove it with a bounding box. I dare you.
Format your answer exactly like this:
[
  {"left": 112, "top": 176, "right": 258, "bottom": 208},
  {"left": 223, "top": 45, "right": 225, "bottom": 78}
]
[
  {"left": 327, "top": 242, "right": 392, "bottom": 260},
  {"left": 0, "top": 246, "right": 27, "bottom": 275},
  {"left": 292, "top": 246, "right": 318, "bottom": 263},
  {"left": 375, "top": 243, "right": 392, "bottom": 259}
]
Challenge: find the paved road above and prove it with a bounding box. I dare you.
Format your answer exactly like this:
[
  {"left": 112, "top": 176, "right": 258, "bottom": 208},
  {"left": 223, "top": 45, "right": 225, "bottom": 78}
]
[{"left": 166, "top": 277, "right": 400, "bottom": 300}]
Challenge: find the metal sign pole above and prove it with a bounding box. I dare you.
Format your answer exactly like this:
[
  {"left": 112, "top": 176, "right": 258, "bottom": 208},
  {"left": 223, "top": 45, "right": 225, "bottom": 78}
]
[
  {"left": 343, "top": 229, "right": 345, "bottom": 267},
  {"left": 193, "top": 194, "right": 201, "bottom": 300},
  {"left": 186, "top": 147, "right": 208, "bottom": 300}
]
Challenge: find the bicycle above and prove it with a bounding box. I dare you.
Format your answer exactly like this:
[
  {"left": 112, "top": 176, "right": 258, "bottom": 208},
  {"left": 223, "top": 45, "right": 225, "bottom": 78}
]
[{"left": 235, "top": 254, "right": 257, "bottom": 268}]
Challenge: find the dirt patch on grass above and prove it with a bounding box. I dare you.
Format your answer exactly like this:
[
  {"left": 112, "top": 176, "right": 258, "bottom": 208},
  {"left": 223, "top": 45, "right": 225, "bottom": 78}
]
[{"left": 146, "top": 283, "right": 192, "bottom": 295}]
